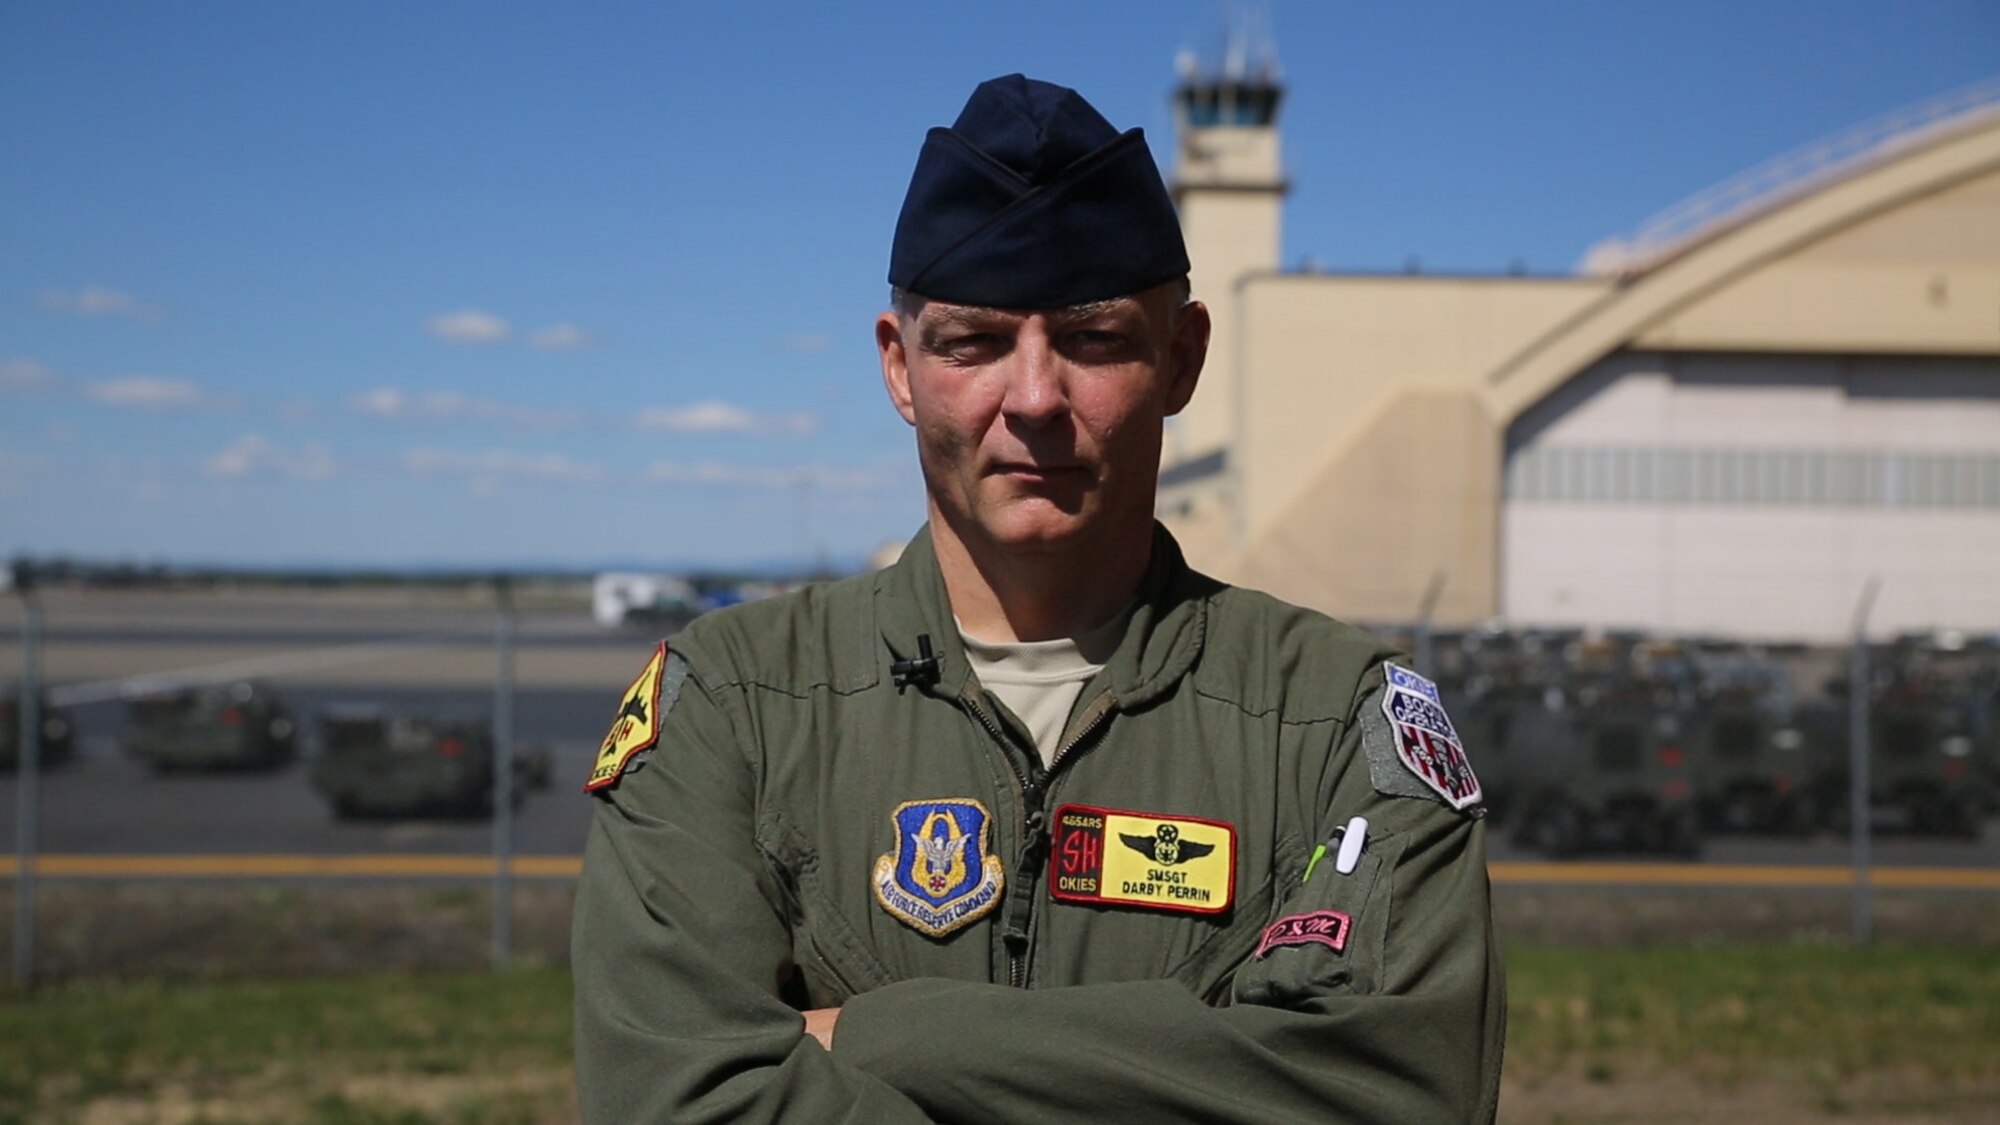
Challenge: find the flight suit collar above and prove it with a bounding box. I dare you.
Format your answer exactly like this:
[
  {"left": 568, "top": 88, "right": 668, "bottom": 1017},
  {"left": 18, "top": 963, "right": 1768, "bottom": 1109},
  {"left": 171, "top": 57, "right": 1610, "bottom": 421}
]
[{"left": 875, "top": 523, "right": 1214, "bottom": 712}]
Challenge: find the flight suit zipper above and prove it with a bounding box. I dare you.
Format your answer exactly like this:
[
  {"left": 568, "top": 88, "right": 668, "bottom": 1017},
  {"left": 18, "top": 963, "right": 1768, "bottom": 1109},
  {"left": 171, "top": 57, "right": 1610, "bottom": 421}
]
[{"left": 967, "top": 687, "right": 1118, "bottom": 988}]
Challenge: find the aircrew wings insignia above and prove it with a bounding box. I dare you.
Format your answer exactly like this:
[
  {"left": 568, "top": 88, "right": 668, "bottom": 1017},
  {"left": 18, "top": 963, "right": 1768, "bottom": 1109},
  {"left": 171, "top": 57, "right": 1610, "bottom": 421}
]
[
  {"left": 1118, "top": 824, "right": 1216, "bottom": 866},
  {"left": 585, "top": 642, "right": 681, "bottom": 792}
]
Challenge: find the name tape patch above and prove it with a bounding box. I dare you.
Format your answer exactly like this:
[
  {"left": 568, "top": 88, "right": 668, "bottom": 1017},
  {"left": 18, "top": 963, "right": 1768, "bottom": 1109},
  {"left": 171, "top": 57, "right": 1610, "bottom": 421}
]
[
  {"left": 1254, "top": 909, "right": 1353, "bottom": 959},
  {"left": 872, "top": 798, "right": 1005, "bottom": 938},
  {"left": 1381, "top": 663, "right": 1482, "bottom": 811},
  {"left": 585, "top": 643, "right": 670, "bottom": 792},
  {"left": 1049, "top": 803, "right": 1236, "bottom": 915}
]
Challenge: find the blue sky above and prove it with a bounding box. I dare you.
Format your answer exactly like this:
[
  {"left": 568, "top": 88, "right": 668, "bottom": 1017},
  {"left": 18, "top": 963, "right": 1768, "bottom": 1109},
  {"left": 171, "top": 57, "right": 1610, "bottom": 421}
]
[{"left": 3, "top": 1, "right": 1995, "bottom": 570}]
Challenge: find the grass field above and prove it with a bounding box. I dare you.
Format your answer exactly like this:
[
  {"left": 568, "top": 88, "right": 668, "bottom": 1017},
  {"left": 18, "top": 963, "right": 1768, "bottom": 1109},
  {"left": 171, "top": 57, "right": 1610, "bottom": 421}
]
[{"left": 3, "top": 945, "right": 1997, "bottom": 1124}]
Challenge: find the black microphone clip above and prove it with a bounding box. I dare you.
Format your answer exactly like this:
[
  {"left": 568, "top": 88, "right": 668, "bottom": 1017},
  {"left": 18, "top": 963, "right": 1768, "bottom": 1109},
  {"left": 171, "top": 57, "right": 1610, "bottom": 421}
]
[{"left": 891, "top": 633, "right": 943, "bottom": 693}]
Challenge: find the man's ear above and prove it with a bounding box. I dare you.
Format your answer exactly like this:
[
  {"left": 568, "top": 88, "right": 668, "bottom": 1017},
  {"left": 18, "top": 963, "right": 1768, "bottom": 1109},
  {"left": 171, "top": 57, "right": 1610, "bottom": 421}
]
[
  {"left": 877, "top": 311, "right": 918, "bottom": 426},
  {"left": 1163, "top": 300, "right": 1210, "bottom": 417}
]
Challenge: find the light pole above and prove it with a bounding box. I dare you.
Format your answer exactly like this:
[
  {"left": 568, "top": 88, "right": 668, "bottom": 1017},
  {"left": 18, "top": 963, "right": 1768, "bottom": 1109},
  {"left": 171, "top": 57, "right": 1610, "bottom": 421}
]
[
  {"left": 491, "top": 572, "right": 517, "bottom": 969},
  {"left": 1848, "top": 576, "right": 1880, "bottom": 947},
  {"left": 11, "top": 560, "right": 44, "bottom": 988},
  {"left": 1414, "top": 571, "right": 1447, "bottom": 680}
]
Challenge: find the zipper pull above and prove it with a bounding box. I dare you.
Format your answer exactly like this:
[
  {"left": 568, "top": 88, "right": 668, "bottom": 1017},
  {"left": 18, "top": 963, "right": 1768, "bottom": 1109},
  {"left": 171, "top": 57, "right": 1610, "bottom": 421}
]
[{"left": 1002, "top": 796, "right": 1051, "bottom": 957}]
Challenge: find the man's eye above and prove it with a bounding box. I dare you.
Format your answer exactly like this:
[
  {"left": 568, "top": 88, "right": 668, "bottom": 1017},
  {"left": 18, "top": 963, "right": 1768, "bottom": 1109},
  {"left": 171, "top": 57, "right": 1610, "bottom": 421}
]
[
  {"left": 941, "top": 333, "right": 1003, "bottom": 357},
  {"left": 1068, "top": 331, "right": 1128, "bottom": 355}
]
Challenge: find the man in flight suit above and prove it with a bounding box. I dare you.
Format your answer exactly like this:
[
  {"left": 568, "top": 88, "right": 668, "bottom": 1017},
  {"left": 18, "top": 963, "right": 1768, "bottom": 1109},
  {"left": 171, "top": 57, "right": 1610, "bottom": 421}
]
[{"left": 572, "top": 74, "right": 1505, "bottom": 1123}]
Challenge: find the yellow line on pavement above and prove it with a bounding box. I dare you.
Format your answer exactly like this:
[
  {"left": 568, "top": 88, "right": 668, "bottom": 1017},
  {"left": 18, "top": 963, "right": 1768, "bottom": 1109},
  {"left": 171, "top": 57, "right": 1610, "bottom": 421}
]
[
  {"left": 1487, "top": 861, "right": 2000, "bottom": 891},
  {"left": 0, "top": 855, "right": 1993, "bottom": 890},
  {"left": 0, "top": 854, "right": 584, "bottom": 878}
]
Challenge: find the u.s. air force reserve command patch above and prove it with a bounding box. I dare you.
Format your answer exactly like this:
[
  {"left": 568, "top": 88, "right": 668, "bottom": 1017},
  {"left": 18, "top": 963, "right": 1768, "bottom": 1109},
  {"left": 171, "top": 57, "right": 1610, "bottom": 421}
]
[
  {"left": 1049, "top": 803, "right": 1236, "bottom": 915},
  {"left": 872, "top": 799, "right": 1005, "bottom": 938},
  {"left": 583, "top": 642, "right": 688, "bottom": 793},
  {"left": 1363, "top": 662, "right": 1482, "bottom": 812}
]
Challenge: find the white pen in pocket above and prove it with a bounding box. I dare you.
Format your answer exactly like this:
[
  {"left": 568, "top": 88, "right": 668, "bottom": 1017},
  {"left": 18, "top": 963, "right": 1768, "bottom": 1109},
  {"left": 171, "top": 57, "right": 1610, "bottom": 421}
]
[{"left": 1302, "top": 815, "right": 1371, "bottom": 882}]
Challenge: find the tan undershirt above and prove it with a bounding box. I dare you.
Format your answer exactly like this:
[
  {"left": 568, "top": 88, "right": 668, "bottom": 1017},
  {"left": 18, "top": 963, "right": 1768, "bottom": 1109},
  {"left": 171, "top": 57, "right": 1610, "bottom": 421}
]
[{"left": 959, "top": 611, "right": 1128, "bottom": 769}]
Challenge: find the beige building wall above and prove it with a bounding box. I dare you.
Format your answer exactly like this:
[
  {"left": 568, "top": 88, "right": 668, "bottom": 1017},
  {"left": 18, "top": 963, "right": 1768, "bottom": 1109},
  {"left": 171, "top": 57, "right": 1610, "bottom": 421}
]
[
  {"left": 1634, "top": 164, "right": 2000, "bottom": 354},
  {"left": 1158, "top": 96, "right": 2000, "bottom": 636},
  {"left": 1234, "top": 388, "right": 1502, "bottom": 624},
  {"left": 1501, "top": 352, "right": 2000, "bottom": 640},
  {"left": 1171, "top": 121, "right": 1285, "bottom": 463},
  {"left": 1230, "top": 276, "right": 1609, "bottom": 539}
]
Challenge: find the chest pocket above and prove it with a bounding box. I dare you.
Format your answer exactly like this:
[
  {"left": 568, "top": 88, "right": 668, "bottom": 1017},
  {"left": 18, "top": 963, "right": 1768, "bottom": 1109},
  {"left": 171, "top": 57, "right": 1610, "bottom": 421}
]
[
  {"left": 1228, "top": 829, "right": 1403, "bottom": 1010},
  {"left": 758, "top": 808, "right": 895, "bottom": 1006}
]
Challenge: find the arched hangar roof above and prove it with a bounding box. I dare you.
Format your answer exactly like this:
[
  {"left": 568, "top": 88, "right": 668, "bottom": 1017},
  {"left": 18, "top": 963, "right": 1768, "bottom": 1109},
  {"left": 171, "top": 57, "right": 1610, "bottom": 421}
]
[{"left": 1482, "top": 81, "right": 2000, "bottom": 427}]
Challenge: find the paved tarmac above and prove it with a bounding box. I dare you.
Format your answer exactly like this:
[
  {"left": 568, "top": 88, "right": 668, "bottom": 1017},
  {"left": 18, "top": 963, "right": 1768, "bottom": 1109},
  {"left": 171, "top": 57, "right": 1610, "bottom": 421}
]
[{"left": 3, "top": 588, "right": 1997, "bottom": 874}]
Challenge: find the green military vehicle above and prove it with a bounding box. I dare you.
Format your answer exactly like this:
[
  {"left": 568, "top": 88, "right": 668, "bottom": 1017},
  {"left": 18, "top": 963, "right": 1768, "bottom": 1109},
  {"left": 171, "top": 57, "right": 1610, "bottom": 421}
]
[
  {"left": 1797, "top": 684, "right": 1991, "bottom": 839},
  {"left": 1504, "top": 687, "right": 1702, "bottom": 857},
  {"left": 1686, "top": 695, "right": 1820, "bottom": 834},
  {"left": 0, "top": 688, "right": 74, "bottom": 771},
  {"left": 1432, "top": 631, "right": 1699, "bottom": 855},
  {"left": 1450, "top": 682, "right": 1550, "bottom": 829},
  {"left": 1679, "top": 647, "right": 1821, "bottom": 835},
  {"left": 309, "top": 708, "right": 550, "bottom": 819},
  {"left": 123, "top": 681, "right": 297, "bottom": 772},
  {"left": 1435, "top": 626, "right": 1585, "bottom": 831}
]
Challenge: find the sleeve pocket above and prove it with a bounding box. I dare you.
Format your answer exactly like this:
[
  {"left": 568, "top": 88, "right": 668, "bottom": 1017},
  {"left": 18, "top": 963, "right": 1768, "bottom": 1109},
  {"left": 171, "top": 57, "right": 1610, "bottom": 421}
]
[{"left": 1229, "top": 829, "right": 1403, "bottom": 1009}]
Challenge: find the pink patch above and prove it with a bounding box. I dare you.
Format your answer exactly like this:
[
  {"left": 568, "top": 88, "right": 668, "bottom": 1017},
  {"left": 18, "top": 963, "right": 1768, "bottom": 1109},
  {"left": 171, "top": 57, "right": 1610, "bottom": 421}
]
[{"left": 1254, "top": 909, "right": 1352, "bottom": 959}]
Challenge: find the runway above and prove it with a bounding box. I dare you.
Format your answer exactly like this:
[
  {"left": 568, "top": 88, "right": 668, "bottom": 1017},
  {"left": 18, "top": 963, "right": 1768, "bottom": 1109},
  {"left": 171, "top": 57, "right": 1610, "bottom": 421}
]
[
  {"left": 5, "top": 588, "right": 1998, "bottom": 884},
  {"left": 6, "top": 854, "right": 1997, "bottom": 892}
]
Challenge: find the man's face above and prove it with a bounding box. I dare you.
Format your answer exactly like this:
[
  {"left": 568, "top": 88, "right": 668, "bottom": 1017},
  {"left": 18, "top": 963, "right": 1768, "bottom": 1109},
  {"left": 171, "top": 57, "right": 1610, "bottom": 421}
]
[{"left": 877, "top": 282, "right": 1208, "bottom": 558}]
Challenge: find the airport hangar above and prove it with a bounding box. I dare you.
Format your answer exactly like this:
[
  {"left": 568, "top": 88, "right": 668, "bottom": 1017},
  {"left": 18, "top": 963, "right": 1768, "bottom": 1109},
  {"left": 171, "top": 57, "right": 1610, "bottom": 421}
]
[{"left": 1156, "top": 74, "right": 2000, "bottom": 644}]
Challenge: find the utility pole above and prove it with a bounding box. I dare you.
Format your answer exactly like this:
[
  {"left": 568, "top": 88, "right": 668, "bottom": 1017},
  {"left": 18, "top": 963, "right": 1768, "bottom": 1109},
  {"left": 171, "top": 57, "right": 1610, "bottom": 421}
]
[
  {"left": 1848, "top": 576, "right": 1880, "bottom": 947},
  {"left": 491, "top": 572, "right": 517, "bottom": 969},
  {"left": 11, "top": 560, "right": 43, "bottom": 988},
  {"left": 1414, "top": 571, "right": 1447, "bottom": 680}
]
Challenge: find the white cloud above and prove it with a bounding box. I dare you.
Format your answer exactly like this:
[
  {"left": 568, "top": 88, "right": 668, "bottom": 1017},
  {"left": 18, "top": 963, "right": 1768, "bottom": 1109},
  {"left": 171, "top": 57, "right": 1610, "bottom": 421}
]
[
  {"left": 530, "top": 323, "right": 595, "bottom": 350},
  {"left": 351, "top": 387, "right": 577, "bottom": 428},
  {"left": 41, "top": 285, "right": 164, "bottom": 323},
  {"left": 403, "top": 446, "right": 606, "bottom": 485},
  {"left": 87, "top": 375, "right": 202, "bottom": 408},
  {"left": 635, "top": 400, "right": 818, "bottom": 435},
  {"left": 1, "top": 358, "right": 54, "bottom": 390},
  {"left": 646, "top": 461, "right": 895, "bottom": 490},
  {"left": 204, "top": 434, "right": 337, "bottom": 480},
  {"left": 425, "top": 309, "right": 511, "bottom": 345}
]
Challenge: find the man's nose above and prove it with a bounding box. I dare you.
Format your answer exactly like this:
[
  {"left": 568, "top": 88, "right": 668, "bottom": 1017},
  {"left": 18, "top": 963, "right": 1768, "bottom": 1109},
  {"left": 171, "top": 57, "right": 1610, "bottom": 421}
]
[{"left": 1001, "top": 330, "right": 1068, "bottom": 426}]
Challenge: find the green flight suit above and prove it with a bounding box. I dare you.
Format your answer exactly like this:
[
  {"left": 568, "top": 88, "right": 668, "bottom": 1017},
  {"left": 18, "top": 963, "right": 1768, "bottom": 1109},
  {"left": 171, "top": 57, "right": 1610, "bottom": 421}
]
[{"left": 573, "top": 525, "right": 1505, "bottom": 1123}]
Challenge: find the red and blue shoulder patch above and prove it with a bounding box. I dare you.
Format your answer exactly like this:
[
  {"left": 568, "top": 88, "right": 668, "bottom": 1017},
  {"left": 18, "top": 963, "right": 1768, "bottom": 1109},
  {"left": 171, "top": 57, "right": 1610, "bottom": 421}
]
[{"left": 1363, "top": 663, "right": 1483, "bottom": 813}]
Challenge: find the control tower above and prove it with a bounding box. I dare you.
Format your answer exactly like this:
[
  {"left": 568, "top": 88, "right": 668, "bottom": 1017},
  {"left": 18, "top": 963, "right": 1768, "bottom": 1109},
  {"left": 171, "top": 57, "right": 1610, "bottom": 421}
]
[{"left": 1169, "top": 25, "right": 1288, "bottom": 469}]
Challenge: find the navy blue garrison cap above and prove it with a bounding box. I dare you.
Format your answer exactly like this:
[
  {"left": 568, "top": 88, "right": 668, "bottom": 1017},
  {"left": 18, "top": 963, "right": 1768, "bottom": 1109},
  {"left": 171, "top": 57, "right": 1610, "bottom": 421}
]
[{"left": 889, "top": 74, "right": 1189, "bottom": 308}]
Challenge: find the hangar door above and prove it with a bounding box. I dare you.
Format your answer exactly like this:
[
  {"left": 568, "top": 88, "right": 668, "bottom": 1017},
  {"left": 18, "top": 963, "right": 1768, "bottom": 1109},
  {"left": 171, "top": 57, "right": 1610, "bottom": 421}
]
[{"left": 1501, "top": 350, "right": 2000, "bottom": 641}]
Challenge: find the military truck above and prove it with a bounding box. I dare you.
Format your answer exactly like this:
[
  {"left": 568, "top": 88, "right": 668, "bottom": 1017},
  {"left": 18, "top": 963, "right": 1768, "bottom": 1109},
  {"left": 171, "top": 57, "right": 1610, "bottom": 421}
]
[
  {"left": 309, "top": 708, "right": 549, "bottom": 819},
  {"left": 1449, "top": 682, "right": 1550, "bottom": 829},
  {"left": 0, "top": 688, "right": 74, "bottom": 771},
  {"left": 1502, "top": 685, "right": 1701, "bottom": 857},
  {"left": 1799, "top": 689, "right": 1991, "bottom": 839},
  {"left": 1679, "top": 647, "right": 1822, "bottom": 835},
  {"left": 122, "top": 681, "right": 296, "bottom": 772},
  {"left": 1687, "top": 699, "right": 1822, "bottom": 834}
]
